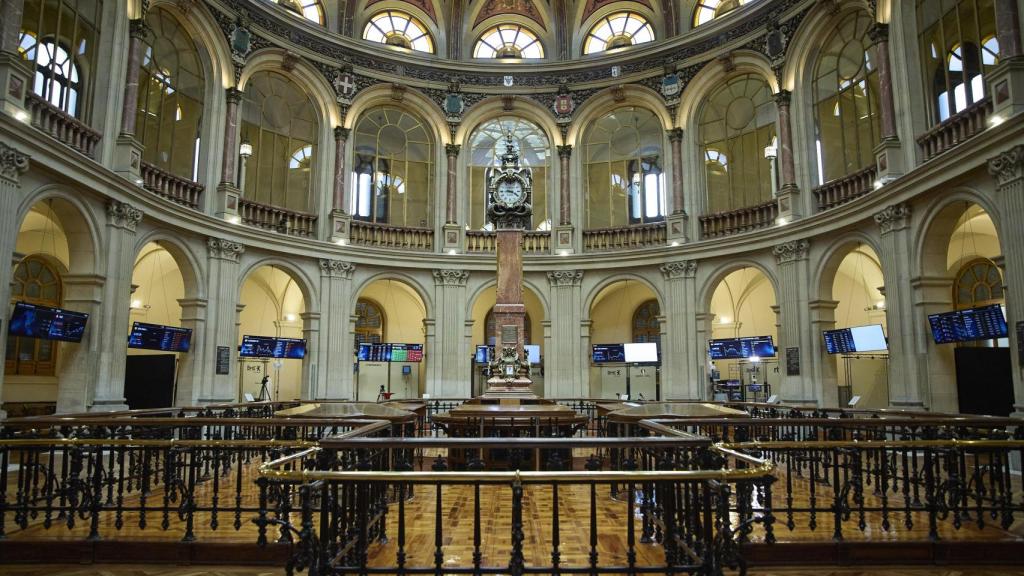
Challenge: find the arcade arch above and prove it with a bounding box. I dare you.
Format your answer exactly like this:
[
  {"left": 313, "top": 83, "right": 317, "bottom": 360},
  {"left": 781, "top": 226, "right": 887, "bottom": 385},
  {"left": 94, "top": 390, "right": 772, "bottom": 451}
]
[
  {"left": 588, "top": 279, "right": 660, "bottom": 399},
  {"left": 706, "top": 267, "right": 778, "bottom": 401},
  {"left": 353, "top": 279, "right": 427, "bottom": 401}
]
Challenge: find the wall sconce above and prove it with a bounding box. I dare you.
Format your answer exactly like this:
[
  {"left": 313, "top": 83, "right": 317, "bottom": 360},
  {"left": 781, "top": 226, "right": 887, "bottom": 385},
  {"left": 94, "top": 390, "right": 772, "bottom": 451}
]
[{"left": 239, "top": 141, "right": 253, "bottom": 159}]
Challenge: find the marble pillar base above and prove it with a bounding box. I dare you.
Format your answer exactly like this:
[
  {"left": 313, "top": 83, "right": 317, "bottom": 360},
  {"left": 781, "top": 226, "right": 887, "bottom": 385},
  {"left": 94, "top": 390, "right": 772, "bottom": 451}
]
[
  {"left": 554, "top": 224, "right": 574, "bottom": 253},
  {"left": 875, "top": 137, "right": 905, "bottom": 182},
  {"left": 329, "top": 209, "right": 351, "bottom": 243},
  {"left": 988, "top": 56, "right": 1024, "bottom": 120},
  {"left": 114, "top": 135, "right": 144, "bottom": 182},
  {"left": 666, "top": 212, "right": 688, "bottom": 244},
  {"left": 442, "top": 222, "right": 462, "bottom": 251},
  {"left": 0, "top": 52, "right": 30, "bottom": 120},
  {"left": 776, "top": 184, "right": 801, "bottom": 222},
  {"left": 215, "top": 183, "right": 241, "bottom": 221}
]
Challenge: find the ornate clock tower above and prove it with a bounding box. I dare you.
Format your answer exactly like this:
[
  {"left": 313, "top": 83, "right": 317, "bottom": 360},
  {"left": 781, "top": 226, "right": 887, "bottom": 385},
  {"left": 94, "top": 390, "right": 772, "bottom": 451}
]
[{"left": 485, "top": 133, "right": 534, "bottom": 394}]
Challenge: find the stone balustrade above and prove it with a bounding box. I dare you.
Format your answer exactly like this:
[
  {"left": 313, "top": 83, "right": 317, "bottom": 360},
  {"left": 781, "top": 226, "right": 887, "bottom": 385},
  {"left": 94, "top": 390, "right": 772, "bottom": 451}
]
[
  {"left": 349, "top": 221, "right": 434, "bottom": 251},
  {"left": 140, "top": 162, "right": 204, "bottom": 209},
  {"left": 25, "top": 92, "right": 102, "bottom": 159},
  {"left": 917, "top": 97, "right": 992, "bottom": 162},
  {"left": 582, "top": 222, "right": 667, "bottom": 251},
  {"left": 699, "top": 200, "right": 779, "bottom": 238},
  {"left": 238, "top": 198, "right": 318, "bottom": 238},
  {"left": 465, "top": 230, "right": 551, "bottom": 254},
  {"left": 813, "top": 165, "right": 877, "bottom": 212}
]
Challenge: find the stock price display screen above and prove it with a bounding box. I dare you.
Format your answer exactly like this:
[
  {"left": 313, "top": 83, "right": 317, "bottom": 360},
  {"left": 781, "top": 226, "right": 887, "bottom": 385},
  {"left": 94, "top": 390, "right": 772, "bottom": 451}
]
[
  {"left": 708, "top": 336, "right": 776, "bottom": 360},
  {"left": 592, "top": 344, "right": 625, "bottom": 363},
  {"left": 128, "top": 322, "right": 192, "bottom": 352},
  {"left": 239, "top": 336, "right": 306, "bottom": 359},
  {"left": 823, "top": 329, "right": 856, "bottom": 354},
  {"left": 8, "top": 301, "right": 89, "bottom": 343},
  {"left": 358, "top": 343, "right": 424, "bottom": 362},
  {"left": 929, "top": 304, "right": 1007, "bottom": 344}
]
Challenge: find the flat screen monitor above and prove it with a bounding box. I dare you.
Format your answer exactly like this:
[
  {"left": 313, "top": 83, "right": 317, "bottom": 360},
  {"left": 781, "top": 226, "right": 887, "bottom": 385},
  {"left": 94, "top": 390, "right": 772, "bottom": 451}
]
[
  {"left": 128, "top": 322, "right": 192, "bottom": 352},
  {"left": 823, "top": 328, "right": 855, "bottom": 354},
  {"left": 745, "top": 336, "right": 776, "bottom": 358},
  {"left": 823, "top": 324, "right": 888, "bottom": 354},
  {"left": 709, "top": 336, "right": 775, "bottom": 359},
  {"left": 524, "top": 344, "right": 541, "bottom": 364},
  {"left": 928, "top": 304, "right": 1008, "bottom": 344},
  {"left": 624, "top": 342, "right": 659, "bottom": 363},
  {"left": 358, "top": 343, "right": 424, "bottom": 362},
  {"left": 592, "top": 343, "right": 625, "bottom": 363},
  {"left": 708, "top": 338, "right": 744, "bottom": 360},
  {"left": 8, "top": 301, "right": 89, "bottom": 343},
  {"left": 474, "top": 345, "right": 491, "bottom": 364},
  {"left": 239, "top": 335, "right": 306, "bottom": 359}
]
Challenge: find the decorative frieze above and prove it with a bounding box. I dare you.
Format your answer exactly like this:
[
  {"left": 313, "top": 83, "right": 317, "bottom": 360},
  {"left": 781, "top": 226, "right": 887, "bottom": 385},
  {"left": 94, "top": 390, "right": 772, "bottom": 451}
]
[
  {"left": 433, "top": 269, "right": 469, "bottom": 286},
  {"left": 660, "top": 260, "right": 697, "bottom": 279},
  {"left": 987, "top": 145, "right": 1024, "bottom": 186},
  {"left": 773, "top": 239, "right": 809, "bottom": 264},
  {"left": 547, "top": 270, "right": 583, "bottom": 287},
  {"left": 106, "top": 201, "right": 143, "bottom": 232},
  {"left": 0, "top": 141, "right": 29, "bottom": 184},
  {"left": 873, "top": 203, "right": 912, "bottom": 234},
  {"left": 319, "top": 259, "right": 355, "bottom": 279},
  {"left": 206, "top": 237, "right": 245, "bottom": 261}
]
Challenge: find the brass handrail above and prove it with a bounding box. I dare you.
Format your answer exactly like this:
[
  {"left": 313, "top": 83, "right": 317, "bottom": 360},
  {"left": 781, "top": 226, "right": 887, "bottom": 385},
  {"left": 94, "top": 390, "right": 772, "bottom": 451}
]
[{"left": 720, "top": 439, "right": 1024, "bottom": 450}]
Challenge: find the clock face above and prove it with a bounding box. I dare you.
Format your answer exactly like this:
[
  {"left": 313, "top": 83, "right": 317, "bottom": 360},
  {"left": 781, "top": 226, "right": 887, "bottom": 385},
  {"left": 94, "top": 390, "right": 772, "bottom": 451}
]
[{"left": 496, "top": 180, "right": 525, "bottom": 206}]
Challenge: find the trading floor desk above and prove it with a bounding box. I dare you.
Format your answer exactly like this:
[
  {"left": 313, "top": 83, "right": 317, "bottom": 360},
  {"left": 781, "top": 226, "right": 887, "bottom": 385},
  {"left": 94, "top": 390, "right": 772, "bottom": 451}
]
[
  {"left": 273, "top": 402, "right": 420, "bottom": 437},
  {"left": 432, "top": 397, "right": 588, "bottom": 470}
]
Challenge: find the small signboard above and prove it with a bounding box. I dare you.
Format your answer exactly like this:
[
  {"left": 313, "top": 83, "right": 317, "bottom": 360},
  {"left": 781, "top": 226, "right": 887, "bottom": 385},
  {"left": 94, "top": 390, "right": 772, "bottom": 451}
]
[
  {"left": 216, "top": 346, "right": 231, "bottom": 375},
  {"left": 1017, "top": 321, "right": 1024, "bottom": 366},
  {"left": 785, "top": 347, "right": 800, "bottom": 376}
]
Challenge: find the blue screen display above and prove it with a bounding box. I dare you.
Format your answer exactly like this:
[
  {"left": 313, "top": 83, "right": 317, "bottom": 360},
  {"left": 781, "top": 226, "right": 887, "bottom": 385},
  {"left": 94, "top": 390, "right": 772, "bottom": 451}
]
[
  {"left": 128, "top": 322, "right": 192, "bottom": 352},
  {"left": 239, "top": 335, "right": 306, "bottom": 359},
  {"left": 708, "top": 336, "right": 776, "bottom": 359},
  {"left": 8, "top": 302, "right": 89, "bottom": 343},
  {"left": 929, "top": 304, "right": 1007, "bottom": 344},
  {"left": 592, "top": 344, "right": 625, "bottom": 363}
]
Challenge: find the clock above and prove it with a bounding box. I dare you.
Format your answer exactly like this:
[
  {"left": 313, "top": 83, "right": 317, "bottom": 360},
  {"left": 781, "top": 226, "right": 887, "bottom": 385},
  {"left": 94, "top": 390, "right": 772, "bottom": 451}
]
[{"left": 496, "top": 179, "right": 525, "bottom": 207}]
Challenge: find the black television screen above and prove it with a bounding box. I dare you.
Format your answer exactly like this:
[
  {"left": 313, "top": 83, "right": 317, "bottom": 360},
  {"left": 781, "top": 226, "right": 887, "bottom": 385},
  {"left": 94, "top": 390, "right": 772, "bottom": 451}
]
[
  {"left": 709, "top": 338, "right": 744, "bottom": 359},
  {"left": 745, "top": 336, "right": 776, "bottom": 358},
  {"left": 8, "top": 301, "right": 89, "bottom": 343},
  {"left": 823, "top": 328, "right": 855, "bottom": 354},
  {"left": 474, "top": 345, "right": 491, "bottom": 364},
  {"left": 592, "top": 343, "right": 625, "bottom": 363},
  {"left": 709, "top": 336, "right": 776, "bottom": 359},
  {"left": 929, "top": 304, "right": 1007, "bottom": 344},
  {"left": 239, "top": 335, "right": 306, "bottom": 359},
  {"left": 358, "top": 343, "right": 424, "bottom": 362},
  {"left": 128, "top": 322, "right": 192, "bottom": 352}
]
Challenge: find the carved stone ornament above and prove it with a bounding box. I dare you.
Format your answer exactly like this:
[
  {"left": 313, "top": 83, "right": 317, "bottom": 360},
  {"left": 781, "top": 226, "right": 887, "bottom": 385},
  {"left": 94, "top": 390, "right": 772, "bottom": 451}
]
[
  {"left": 433, "top": 269, "right": 469, "bottom": 286},
  {"left": 0, "top": 141, "right": 30, "bottom": 183},
  {"left": 332, "top": 67, "right": 357, "bottom": 103},
  {"left": 319, "top": 259, "right": 355, "bottom": 278},
  {"left": 660, "top": 260, "right": 697, "bottom": 279},
  {"left": 547, "top": 270, "right": 583, "bottom": 287},
  {"left": 773, "top": 239, "right": 810, "bottom": 264},
  {"left": 106, "top": 201, "right": 144, "bottom": 232},
  {"left": 229, "top": 15, "right": 252, "bottom": 65},
  {"left": 207, "top": 237, "right": 245, "bottom": 261},
  {"left": 873, "top": 203, "right": 912, "bottom": 234},
  {"left": 987, "top": 145, "right": 1024, "bottom": 187}
]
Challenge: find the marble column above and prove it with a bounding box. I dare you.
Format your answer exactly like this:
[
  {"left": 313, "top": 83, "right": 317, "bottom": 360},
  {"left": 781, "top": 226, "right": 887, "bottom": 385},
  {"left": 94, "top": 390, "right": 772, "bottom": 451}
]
[
  {"left": 874, "top": 203, "right": 923, "bottom": 407},
  {"left": 547, "top": 270, "right": 585, "bottom": 398},
  {"left": 332, "top": 127, "right": 350, "bottom": 212},
  {"left": 808, "top": 299, "right": 839, "bottom": 408},
  {"left": 300, "top": 312, "right": 321, "bottom": 400},
  {"left": 58, "top": 274, "right": 104, "bottom": 413},
  {"left": 774, "top": 90, "right": 800, "bottom": 219},
  {"left": 557, "top": 145, "right": 572, "bottom": 225},
  {"left": 0, "top": 0, "right": 24, "bottom": 53},
  {"left": 988, "top": 146, "right": 1024, "bottom": 415},
  {"left": 869, "top": 24, "right": 898, "bottom": 141},
  {"left": 201, "top": 238, "right": 245, "bottom": 403},
  {"left": 445, "top": 144, "right": 460, "bottom": 224},
  {"left": 773, "top": 239, "right": 818, "bottom": 404},
  {"left": 0, "top": 0, "right": 31, "bottom": 116},
  {"left": 0, "top": 142, "right": 29, "bottom": 418},
  {"left": 660, "top": 261, "right": 700, "bottom": 399},
  {"left": 318, "top": 259, "right": 356, "bottom": 399},
  {"left": 431, "top": 269, "right": 470, "bottom": 397},
  {"left": 118, "top": 19, "right": 150, "bottom": 138},
  {"left": 995, "top": 0, "right": 1022, "bottom": 59},
  {"left": 694, "top": 312, "right": 716, "bottom": 399},
  {"left": 668, "top": 129, "right": 684, "bottom": 213},
  {"left": 220, "top": 88, "right": 243, "bottom": 186},
  {"left": 912, "top": 276, "right": 958, "bottom": 412},
  {"left": 175, "top": 297, "right": 208, "bottom": 406},
  {"left": 89, "top": 201, "right": 144, "bottom": 411}
]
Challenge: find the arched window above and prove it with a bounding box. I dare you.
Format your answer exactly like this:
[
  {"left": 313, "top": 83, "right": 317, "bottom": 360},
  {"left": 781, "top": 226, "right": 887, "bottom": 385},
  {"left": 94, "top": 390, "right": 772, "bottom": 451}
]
[
  {"left": 269, "top": 0, "right": 325, "bottom": 25},
  {"left": 352, "top": 106, "right": 434, "bottom": 227},
  {"left": 468, "top": 117, "right": 550, "bottom": 231},
  {"left": 693, "top": 0, "right": 752, "bottom": 27},
  {"left": 473, "top": 24, "right": 544, "bottom": 59},
  {"left": 18, "top": 0, "right": 101, "bottom": 119},
  {"left": 699, "top": 73, "right": 776, "bottom": 213},
  {"left": 485, "top": 309, "right": 533, "bottom": 346},
  {"left": 363, "top": 10, "right": 434, "bottom": 53},
  {"left": 583, "top": 12, "right": 654, "bottom": 54},
  {"left": 136, "top": 8, "right": 205, "bottom": 181},
  {"left": 813, "top": 12, "right": 880, "bottom": 185},
  {"left": 954, "top": 258, "right": 1003, "bottom": 309},
  {"left": 240, "top": 71, "right": 319, "bottom": 212},
  {"left": 918, "top": 0, "right": 998, "bottom": 124},
  {"left": 5, "top": 256, "right": 62, "bottom": 376},
  {"left": 632, "top": 300, "right": 661, "bottom": 344},
  {"left": 583, "top": 107, "right": 665, "bottom": 229},
  {"left": 354, "top": 299, "right": 385, "bottom": 352}
]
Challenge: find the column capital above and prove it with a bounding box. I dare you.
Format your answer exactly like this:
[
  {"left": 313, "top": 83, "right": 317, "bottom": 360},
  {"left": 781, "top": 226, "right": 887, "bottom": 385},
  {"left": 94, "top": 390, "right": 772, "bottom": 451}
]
[
  {"left": 547, "top": 270, "right": 583, "bottom": 287},
  {"left": 667, "top": 127, "right": 684, "bottom": 142},
  {"left": 319, "top": 259, "right": 355, "bottom": 279},
  {"left": 987, "top": 145, "right": 1024, "bottom": 187},
  {"left": 660, "top": 260, "right": 697, "bottom": 279},
  {"left": 334, "top": 126, "right": 350, "bottom": 141},
  {"left": 772, "top": 238, "right": 809, "bottom": 264},
  {"left": 0, "top": 141, "right": 30, "bottom": 184},
  {"left": 557, "top": 144, "right": 573, "bottom": 158},
  {"left": 445, "top": 143, "right": 461, "bottom": 157},
  {"left": 225, "top": 87, "right": 243, "bottom": 104},
  {"left": 873, "top": 202, "right": 912, "bottom": 234},
  {"left": 774, "top": 89, "right": 792, "bottom": 107},
  {"left": 206, "top": 237, "right": 245, "bottom": 261},
  {"left": 106, "top": 200, "right": 143, "bottom": 232},
  {"left": 868, "top": 22, "right": 889, "bottom": 44},
  {"left": 433, "top": 269, "right": 469, "bottom": 286},
  {"left": 128, "top": 18, "right": 152, "bottom": 40}
]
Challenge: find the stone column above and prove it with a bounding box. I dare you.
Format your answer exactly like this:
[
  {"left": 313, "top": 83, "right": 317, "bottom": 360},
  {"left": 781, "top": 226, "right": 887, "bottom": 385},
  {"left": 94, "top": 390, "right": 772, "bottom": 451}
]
[
  {"left": 555, "top": 145, "right": 574, "bottom": 253},
  {"left": 202, "top": 238, "right": 245, "bottom": 403},
  {"left": 175, "top": 297, "right": 208, "bottom": 406},
  {"left": 874, "top": 203, "right": 923, "bottom": 408},
  {"left": 89, "top": 201, "right": 144, "bottom": 411},
  {"left": 318, "top": 259, "right": 356, "bottom": 399},
  {"left": 442, "top": 144, "right": 462, "bottom": 252},
  {"left": 300, "top": 312, "right": 321, "bottom": 400},
  {"left": 912, "top": 276, "right": 958, "bottom": 412},
  {"left": 666, "top": 129, "right": 688, "bottom": 244},
  {"left": 869, "top": 23, "right": 905, "bottom": 181},
  {"left": 216, "top": 88, "right": 244, "bottom": 219},
  {"left": 0, "top": 0, "right": 31, "bottom": 117},
  {"left": 694, "top": 312, "right": 716, "bottom": 399},
  {"left": 329, "top": 127, "right": 352, "bottom": 242},
  {"left": 430, "top": 270, "right": 470, "bottom": 397},
  {"left": 988, "top": 146, "right": 1024, "bottom": 415},
  {"left": 808, "top": 299, "right": 839, "bottom": 408},
  {"left": 547, "top": 270, "right": 585, "bottom": 398},
  {"left": 773, "top": 239, "right": 818, "bottom": 404},
  {"left": 995, "top": 0, "right": 1022, "bottom": 59},
  {"left": 57, "top": 274, "right": 104, "bottom": 413},
  {"left": 988, "top": 0, "right": 1024, "bottom": 118},
  {"left": 119, "top": 19, "right": 150, "bottom": 138},
  {"left": 0, "top": 142, "right": 29, "bottom": 418},
  {"left": 774, "top": 90, "right": 801, "bottom": 220},
  {"left": 660, "top": 261, "right": 700, "bottom": 399}
]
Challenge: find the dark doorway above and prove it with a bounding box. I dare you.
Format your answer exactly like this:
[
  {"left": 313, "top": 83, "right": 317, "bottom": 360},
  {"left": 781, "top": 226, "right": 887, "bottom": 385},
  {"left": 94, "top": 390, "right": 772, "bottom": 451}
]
[
  {"left": 124, "top": 354, "right": 177, "bottom": 409},
  {"left": 954, "top": 347, "right": 1013, "bottom": 416}
]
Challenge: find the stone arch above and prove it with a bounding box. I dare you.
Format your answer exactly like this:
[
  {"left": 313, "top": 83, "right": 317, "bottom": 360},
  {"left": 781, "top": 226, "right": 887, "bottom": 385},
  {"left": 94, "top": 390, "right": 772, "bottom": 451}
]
[
  {"left": 781, "top": 0, "right": 873, "bottom": 92},
  {"left": 465, "top": 6, "right": 554, "bottom": 59},
  {"left": 131, "top": 230, "right": 205, "bottom": 301},
  {"left": 149, "top": 0, "right": 233, "bottom": 93},
  {"left": 237, "top": 257, "right": 319, "bottom": 311},
  {"left": 914, "top": 187, "right": 1003, "bottom": 280},
  {"left": 353, "top": 0, "right": 445, "bottom": 55},
  {"left": 456, "top": 97, "right": 561, "bottom": 146},
  {"left": 583, "top": 273, "right": 664, "bottom": 321},
  {"left": 676, "top": 49, "right": 779, "bottom": 129},
  {"left": 237, "top": 48, "right": 341, "bottom": 129},
  {"left": 568, "top": 85, "right": 671, "bottom": 144},
  {"left": 466, "top": 277, "right": 550, "bottom": 320},
  {"left": 344, "top": 84, "right": 449, "bottom": 145},
  {"left": 16, "top": 185, "right": 102, "bottom": 276},
  {"left": 698, "top": 258, "right": 780, "bottom": 313},
  {"left": 572, "top": 1, "right": 661, "bottom": 58},
  {"left": 813, "top": 231, "right": 885, "bottom": 302},
  {"left": 353, "top": 271, "right": 434, "bottom": 319}
]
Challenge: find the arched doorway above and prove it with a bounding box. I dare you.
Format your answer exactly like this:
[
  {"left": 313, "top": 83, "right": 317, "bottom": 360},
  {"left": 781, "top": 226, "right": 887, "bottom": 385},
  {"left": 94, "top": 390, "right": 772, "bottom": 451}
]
[
  {"left": 353, "top": 279, "right": 427, "bottom": 400},
  {"left": 469, "top": 284, "right": 546, "bottom": 396},
  {"left": 707, "top": 267, "right": 778, "bottom": 402},
  {"left": 588, "top": 280, "right": 660, "bottom": 399},
  {"left": 238, "top": 265, "right": 307, "bottom": 402}
]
